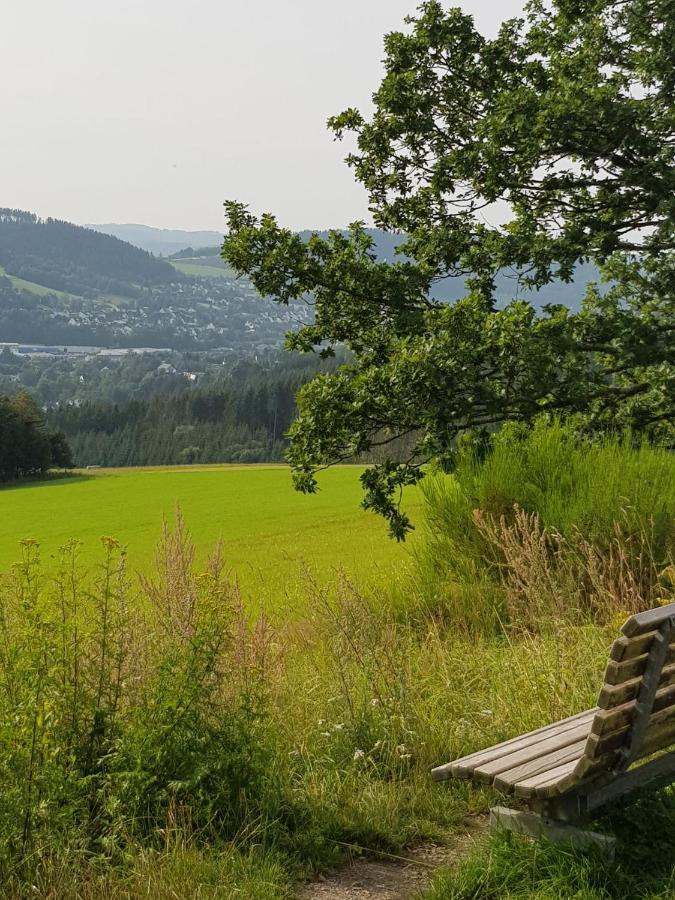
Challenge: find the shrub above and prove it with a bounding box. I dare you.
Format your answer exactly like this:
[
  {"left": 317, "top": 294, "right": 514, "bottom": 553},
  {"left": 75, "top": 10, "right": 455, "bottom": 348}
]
[{"left": 406, "top": 419, "right": 675, "bottom": 633}]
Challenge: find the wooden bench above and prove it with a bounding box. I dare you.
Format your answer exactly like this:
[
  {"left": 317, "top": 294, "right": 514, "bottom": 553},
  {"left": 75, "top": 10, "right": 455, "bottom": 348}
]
[{"left": 432, "top": 602, "right": 675, "bottom": 855}]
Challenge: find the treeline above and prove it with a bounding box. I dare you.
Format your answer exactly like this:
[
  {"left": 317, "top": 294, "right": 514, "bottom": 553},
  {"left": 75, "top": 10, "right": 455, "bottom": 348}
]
[
  {"left": 48, "top": 369, "right": 316, "bottom": 467},
  {"left": 169, "top": 245, "right": 222, "bottom": 259},
  {"left": 0, "top": 209, "right": 185, "bottom": 299},
  {"left": 0, "top": 391, "right": 73, "bottom": 481}
]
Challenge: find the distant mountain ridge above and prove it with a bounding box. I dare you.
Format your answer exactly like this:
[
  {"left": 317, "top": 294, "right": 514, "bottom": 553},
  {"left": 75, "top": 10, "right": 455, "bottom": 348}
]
[
  {"left": 100, "top": 221, "right": 596, "bottom": 310},
  {"left": 87, "top": 223, "right": 222, "bottom": 257}
]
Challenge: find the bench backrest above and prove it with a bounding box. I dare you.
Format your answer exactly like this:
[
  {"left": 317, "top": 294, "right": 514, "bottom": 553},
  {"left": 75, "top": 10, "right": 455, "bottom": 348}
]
[{"left": 577, "top": 601, "right": 675, "bottom": 780}]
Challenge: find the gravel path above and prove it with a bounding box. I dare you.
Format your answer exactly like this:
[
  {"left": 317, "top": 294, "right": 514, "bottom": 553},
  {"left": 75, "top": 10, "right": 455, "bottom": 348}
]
[{"left": 294, "top": 816, "right": 488, "bottom": 900}]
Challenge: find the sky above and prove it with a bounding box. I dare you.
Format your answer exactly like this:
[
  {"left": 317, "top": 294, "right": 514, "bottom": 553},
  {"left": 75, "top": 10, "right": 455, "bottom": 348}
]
[{"left": 2, "top": 0, "right": 524, "bottom": 233}]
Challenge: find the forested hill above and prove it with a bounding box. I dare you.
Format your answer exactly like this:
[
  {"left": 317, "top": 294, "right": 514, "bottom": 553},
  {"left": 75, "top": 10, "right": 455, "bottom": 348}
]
[
  {"left": 0, "top": 209, "right": 595, "bottom": 353},
  {"left": 0, "top": 210, "right": 183, "bottom": 298},
  {"left": 0, "top": 209, "right": 309, "bottom": 350}
]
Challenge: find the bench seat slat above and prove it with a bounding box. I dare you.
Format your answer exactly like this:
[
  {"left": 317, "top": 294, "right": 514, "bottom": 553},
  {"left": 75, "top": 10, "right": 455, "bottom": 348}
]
[
  {"left": 472, "top": 723, "right": 591, "bottom": 783},
  {"left": 431, "top": 709, "right": 596, "bottom": 782},
  {"left": 513, "top": 760, "right": 579, "bottom": 799},
  {"left": 492, "top": 739, "right": 588, "bottom": 793}
]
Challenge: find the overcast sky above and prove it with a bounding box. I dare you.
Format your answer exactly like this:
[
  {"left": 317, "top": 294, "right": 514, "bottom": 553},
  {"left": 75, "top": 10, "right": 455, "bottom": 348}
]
[{"left": 2, "top": 0, "right": 524, "bottom": 232}]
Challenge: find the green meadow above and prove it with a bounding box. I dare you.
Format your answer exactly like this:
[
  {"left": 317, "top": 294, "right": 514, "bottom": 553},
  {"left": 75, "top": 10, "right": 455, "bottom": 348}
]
[
  {"left": 170, "top": 258, "right": 235, "bottom": 279},
  {"left": 0, "top": 465, "right": 421, "bottom": 610},
  {"left": 0, "top": 264, "right": 74, "bottom": 300}
]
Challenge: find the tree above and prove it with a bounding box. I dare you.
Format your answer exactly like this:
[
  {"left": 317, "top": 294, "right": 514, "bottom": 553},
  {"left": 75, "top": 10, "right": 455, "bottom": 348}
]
[
  {"left": 0, "top": 392, "right": 74, "bottom": 480},
  {"left": 222, "top": 0, "right": 675, "bottom": 538},
  {"left": 48, "top": 431, "right": 74, "bottom": 469}
]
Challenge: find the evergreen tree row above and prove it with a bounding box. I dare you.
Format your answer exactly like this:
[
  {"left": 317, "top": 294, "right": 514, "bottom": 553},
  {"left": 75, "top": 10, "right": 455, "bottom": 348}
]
[{"left": 48, "top": 377, "right": 305, "bottom": 468}]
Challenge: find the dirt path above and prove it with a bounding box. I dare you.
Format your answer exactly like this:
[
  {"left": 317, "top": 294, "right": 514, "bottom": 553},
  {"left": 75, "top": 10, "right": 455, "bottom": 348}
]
[{"left": 295, "top": 816, "right": 488, "bottom": 900}]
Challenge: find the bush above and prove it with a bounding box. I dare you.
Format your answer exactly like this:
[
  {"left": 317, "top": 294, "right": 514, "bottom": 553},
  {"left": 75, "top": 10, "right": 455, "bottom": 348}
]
[{"left": 405, "top": 419, "right": 675, "bottom": 632}]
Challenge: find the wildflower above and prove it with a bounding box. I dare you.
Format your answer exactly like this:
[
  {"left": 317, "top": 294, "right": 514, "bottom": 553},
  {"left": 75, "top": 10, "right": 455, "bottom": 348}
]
[
  {"left": 370, "top": 698, "right": 380, "bottom": 706},
  {"left": 333, "top": 723, "right": 344, "bottom": 732},
  {"left": 353, "top": 749, "right": 365, "bottom": 761}
]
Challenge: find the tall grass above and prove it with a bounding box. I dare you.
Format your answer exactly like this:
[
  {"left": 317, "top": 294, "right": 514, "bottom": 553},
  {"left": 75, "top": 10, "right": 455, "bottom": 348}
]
[
  {"left": 0, "top": 519, "right": 612, "bottom": 894},
  {"left": 0, "top": 515, "right": 295, "bottom": 891},
  {"left": 423, "top": 792, "right": 675, "bottom": 899}
]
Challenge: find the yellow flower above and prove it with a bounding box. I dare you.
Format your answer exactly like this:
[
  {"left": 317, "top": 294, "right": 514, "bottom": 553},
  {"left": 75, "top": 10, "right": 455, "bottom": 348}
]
[{"left": 609, "top": 609, "right": 631, "bottom": 632}]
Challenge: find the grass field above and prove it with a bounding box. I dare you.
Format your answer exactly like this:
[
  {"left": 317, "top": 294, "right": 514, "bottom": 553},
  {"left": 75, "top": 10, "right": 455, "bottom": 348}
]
[
  {"left": 170, "top": 258, "right": 235, "bottom": 279},
  {"left": 0, "top": 465, "right": 421, "bottom": 611},
  {"left": 0, "top": 264, "right": 73, "bottom": 300}
]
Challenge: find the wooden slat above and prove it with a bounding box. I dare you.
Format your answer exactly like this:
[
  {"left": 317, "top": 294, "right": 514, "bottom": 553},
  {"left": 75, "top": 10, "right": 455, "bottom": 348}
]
[
  {"left": 540, "top": 765, "right": 587, "bottom": 798},
  {"left": 608, "top": 630, "right": 675, "bottom": 663},
  {"left": 492, "top": 739, "right": 587, "bottom": 793},
  {"left": 609, "top": 632, "right": 656, "bottom": 663},
  {"left": 587, "top": 704, "right": 675, "bottom": 761},
  {"left": 472, "top": 723, "right": 591, "bottom": 783},
  {"left": 513, "top": 760, "right": 579, "bottom": 799},
  {"left": 622, "top": 603, "right": 675, "bottom": 638},
  {"left": 604, "top": 644, "right": 675, "bottom": 685},
  {"left": 584, "top": 718, "right": 675, "bottom": 776},
  {"left": 585, "top": 728, "right": 628, "bottom": 758},
  {"left": 640, "top": 720, "right": 675, "bottom": 758},
  {"left": 431, "top": 709, "right": 596, "bottom": 782},
  {"left": 598, "top": 663, "right": 675, "bottom": 709},
  {"left": 592, "top": 683, "right": 675, "bottom": 737},
  {"left": 571, "top": 730, "right": 675, "bottom": 794}
]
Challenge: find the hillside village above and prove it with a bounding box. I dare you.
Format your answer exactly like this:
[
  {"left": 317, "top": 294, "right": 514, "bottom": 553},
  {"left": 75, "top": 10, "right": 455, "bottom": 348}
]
[
  {"left": 0, "top": 269, "right": 310, "bottom": 351},
  {"left": 0, "top": 211, "right": 312, "bottom": 351}
]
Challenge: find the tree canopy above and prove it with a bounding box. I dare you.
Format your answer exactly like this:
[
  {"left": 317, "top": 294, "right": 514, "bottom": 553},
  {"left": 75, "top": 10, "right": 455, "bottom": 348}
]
[{"left": 223, "top": 0, "right": 675, "bottom": 538}]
